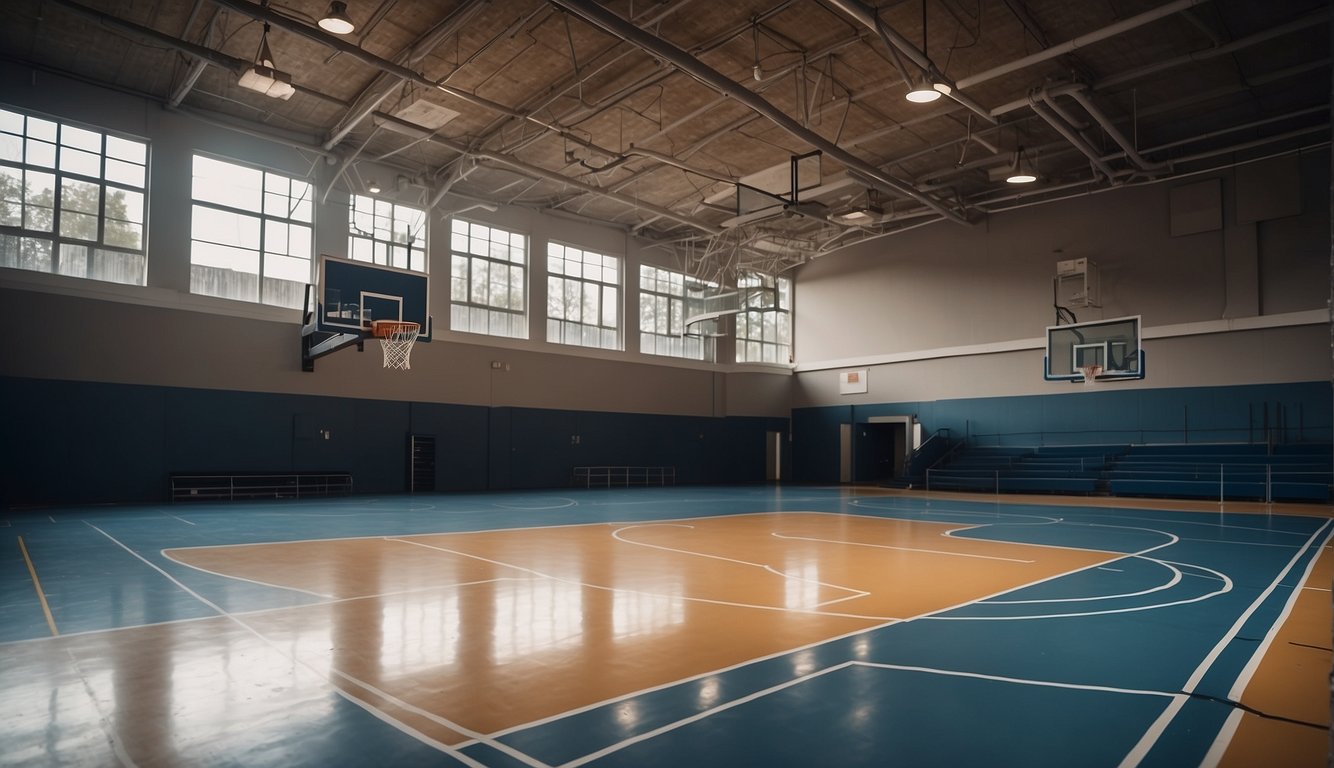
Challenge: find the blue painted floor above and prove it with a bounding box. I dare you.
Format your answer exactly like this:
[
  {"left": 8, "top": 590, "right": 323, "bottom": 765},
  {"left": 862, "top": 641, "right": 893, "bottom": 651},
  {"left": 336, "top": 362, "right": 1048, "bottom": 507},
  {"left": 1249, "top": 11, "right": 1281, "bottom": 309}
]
[{"left": 1, "top": 486, "right": 1329, "bottom": 767}]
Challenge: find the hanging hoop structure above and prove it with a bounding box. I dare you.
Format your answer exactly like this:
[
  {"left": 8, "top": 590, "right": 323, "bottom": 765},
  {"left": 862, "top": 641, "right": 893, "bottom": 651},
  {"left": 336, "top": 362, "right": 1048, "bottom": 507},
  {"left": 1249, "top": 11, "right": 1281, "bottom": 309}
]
[
  {"left": 1079, "top": 363, "right": 1103, "bottom": 386},
  {"left": 371, "top": 320, "right": 420, "bottom": 370}
]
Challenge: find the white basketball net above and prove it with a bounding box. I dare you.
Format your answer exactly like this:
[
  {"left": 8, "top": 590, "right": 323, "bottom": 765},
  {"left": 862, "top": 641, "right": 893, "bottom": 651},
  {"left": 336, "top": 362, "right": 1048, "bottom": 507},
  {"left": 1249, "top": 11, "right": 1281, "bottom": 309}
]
[
  {"left": 1080, "top": 364, "right": 1103, "bottom": 386},
  {"left": 376, "top": 323, "right": 420, "bottom": 370}
]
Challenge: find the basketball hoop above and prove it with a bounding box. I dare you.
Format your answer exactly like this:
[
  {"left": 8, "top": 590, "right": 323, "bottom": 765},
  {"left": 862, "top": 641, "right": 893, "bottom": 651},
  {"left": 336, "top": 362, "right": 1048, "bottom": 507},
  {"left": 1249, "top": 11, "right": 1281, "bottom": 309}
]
[
  {"left": 371, "top": 320, "right": 420, "bottom": 370},
  {"left": 1079, "top": 363, "right": 1103, "bottom": 386}
]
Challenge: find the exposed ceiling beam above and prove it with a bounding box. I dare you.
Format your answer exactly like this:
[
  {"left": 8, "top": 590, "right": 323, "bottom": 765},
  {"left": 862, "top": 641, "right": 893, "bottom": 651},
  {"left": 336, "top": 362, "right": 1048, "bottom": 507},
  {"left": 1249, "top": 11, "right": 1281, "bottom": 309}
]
[{"left": 549, "top": 0, "right": 971, "bottom": 225}]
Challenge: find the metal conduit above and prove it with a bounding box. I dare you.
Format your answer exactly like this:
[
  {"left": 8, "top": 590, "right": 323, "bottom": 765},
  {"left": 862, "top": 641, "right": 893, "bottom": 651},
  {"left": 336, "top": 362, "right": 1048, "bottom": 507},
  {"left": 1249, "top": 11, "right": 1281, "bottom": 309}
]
[
  {"left": 549, "top": 0, "right": 970, "bottom": 225},
  {"left": 1026, "top": 94, "right": 1118, "bottom": 182}
]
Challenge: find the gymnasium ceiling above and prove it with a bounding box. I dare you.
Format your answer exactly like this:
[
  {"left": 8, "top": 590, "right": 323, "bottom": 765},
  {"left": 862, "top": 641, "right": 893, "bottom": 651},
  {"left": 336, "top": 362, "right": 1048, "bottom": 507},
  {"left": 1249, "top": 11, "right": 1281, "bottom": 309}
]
[{"left": 1, "top": 0, "right": 1329, "bottom": 279}]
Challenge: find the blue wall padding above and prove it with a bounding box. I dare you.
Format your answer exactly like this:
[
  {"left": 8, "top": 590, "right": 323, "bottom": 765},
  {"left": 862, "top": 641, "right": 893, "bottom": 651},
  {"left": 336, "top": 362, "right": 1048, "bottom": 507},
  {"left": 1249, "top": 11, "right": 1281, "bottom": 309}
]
[
  {"left": 792, "top": 381, "right": 1332, "bottom": 484},
  {"left": 0, "top": 376, "right": 787, "bottom": 505}
]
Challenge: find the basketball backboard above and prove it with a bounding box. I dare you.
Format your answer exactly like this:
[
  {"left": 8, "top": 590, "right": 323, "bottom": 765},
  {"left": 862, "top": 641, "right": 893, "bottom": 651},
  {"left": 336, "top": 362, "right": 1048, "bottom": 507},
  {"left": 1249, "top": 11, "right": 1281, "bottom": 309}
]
[
  {"left": 315, "top": 254, "right": 430, "bottom": 336},
  {"left": 1044, "top": 315, "right": 1143, "bottom": 382},
  {"left": 301, "top": 254, "right": 431, "bottom": 371}
]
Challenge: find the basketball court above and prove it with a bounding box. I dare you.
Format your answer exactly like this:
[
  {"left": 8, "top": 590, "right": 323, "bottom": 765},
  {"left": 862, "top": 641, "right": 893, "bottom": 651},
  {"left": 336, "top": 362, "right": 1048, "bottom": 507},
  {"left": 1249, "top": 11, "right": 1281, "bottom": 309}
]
[{"left": 5, "top": 487, "right": 1330, "bottom": 766}]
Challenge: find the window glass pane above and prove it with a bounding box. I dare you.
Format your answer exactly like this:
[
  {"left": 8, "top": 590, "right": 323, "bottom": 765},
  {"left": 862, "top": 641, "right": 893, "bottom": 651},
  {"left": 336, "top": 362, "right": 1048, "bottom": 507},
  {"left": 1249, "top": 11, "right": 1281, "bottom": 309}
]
[
  {"left": 105, "top": 159, "right": 144, "bottom": 188},
  {"left": 0, "top": 132, "right": 19, "bottom": 162},
  {"left": 193, "top": 156, "right": 261, "bottom": 211},
  {"left": 193, "top": 205, "right": 260, "bottom": 249},
  {"left": 60, "top": 147, "right": 101, "bottom": 178},
  {"left": 602, "top": 286, "right": 618, "bottom": 328},
  {"left": 0, "top": 166, "right": 20, "bottom": 226},
  {"left": 105, "top": 135, "right": 146, "bottom": 164},
  {"left": 27, "top": 118, "right": 56, "bottom": 142},
  {"left": 61, "top": 125, "right": 101, "bottom": 153},
  {"left": 57, "top": 243, "right": 88, "bottom": 277},
  {"left": 24, "top": 170, "right": 55, "bottom": 232},
  {"left": 90, "top": 248, "right": 145, "bottom": 285},
  {"left": 26, "top": 139, "right": 56, "bottom": 168},
  {"left": 0, "top": 109, "right": 22, "bottom": 134}
]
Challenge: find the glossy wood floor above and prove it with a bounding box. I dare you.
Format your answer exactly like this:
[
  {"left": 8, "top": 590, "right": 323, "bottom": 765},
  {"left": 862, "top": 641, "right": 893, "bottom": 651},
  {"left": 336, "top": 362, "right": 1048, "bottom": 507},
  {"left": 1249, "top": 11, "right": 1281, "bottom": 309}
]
[{"left": 3, "top": 486, "right": 1330, "bottom": 766}]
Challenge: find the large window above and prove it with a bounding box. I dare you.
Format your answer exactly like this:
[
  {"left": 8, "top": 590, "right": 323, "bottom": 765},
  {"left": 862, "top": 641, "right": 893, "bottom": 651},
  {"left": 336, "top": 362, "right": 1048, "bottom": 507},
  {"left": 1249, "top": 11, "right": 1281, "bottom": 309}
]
[
  {"left": 639, "top": 265, "right": 714, "bottom": 361},
  {"left": 547, "top": 242, "right": 619, "bottom": 349},
  {"left": 190, "top": 155, "right": 312, "bottom": 308},
  {"left": 449, "top": 219, "right": 527, "bottom": 338},
  {"left": 735, "top": 272, "right": 792, "bottom": 364},
  {"left": 0, "top": 106, "right": 147, "bottom": 285},
  {"left": 348, "top": 194, "right": 426, "bottom": 272}
]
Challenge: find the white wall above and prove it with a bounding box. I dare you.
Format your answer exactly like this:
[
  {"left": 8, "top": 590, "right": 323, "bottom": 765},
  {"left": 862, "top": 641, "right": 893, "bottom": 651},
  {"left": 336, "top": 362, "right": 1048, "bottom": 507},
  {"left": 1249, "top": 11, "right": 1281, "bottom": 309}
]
[
  {"left": 793, "top": 150, "right": 1331, "bottom": 407},
  {"left": 0, "top": 60, "right": 792, "bottom": 418}
]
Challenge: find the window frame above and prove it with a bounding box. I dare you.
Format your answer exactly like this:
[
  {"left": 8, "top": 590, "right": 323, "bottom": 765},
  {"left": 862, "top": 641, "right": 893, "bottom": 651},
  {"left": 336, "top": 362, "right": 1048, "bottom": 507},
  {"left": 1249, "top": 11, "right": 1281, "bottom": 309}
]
[
  {"left": 546, "top": 241, "right": 621, "bottom": 350},
  {"left": 188, "top": 153, "right": 314, "bottom": 309},
  {"left": 0, "top": 105, "right": 149, "bottom": 286},
  {"left": 347, "top": 193, "right": 427, "bottom": 273},
  {"left": 448, "top": 218, "right": 529, "bottom": 339},
  {"left": 638, "top": 264, "right": 716, "bottom": 362},
  {"left": 734, "top": 272, "right": 792, "bottom": 364}
]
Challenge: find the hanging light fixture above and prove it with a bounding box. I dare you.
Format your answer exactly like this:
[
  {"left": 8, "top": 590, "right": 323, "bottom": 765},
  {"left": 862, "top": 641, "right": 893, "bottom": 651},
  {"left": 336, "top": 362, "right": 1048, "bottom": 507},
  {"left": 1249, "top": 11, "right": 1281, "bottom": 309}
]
[
  {"left": 368, "top": 179, "right": 381, "bottom": 194},
  {"left": 318, "top": 2, "right": 356, "bottom": 35},
  {"left": 237, "top": 23, "right": 295, "bottom": 100},
  {"left": 1006, "top": 146, "right": 1037, "bottom": 184},
  {"left": 905, "top": 0, "right": 945, "bottom": 104},
  {"left": 906, "top": 74, "right": 942, "bottom": 103}
]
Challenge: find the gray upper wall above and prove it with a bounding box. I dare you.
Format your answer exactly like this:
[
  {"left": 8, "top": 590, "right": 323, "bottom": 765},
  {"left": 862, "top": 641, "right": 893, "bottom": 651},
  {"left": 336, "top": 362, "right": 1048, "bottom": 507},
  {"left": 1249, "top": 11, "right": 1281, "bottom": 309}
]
[{"left": 792, "top": 149, "right": 1330, "bottom": 407}]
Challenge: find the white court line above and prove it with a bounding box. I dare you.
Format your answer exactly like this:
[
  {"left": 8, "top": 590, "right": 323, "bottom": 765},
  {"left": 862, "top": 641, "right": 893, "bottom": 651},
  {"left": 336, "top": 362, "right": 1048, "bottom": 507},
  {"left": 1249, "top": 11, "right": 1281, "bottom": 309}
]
[
  {"left": 160, "top": 550, "right": 335, "bottom": 599},
  {"left": 159, "top": 511, "right": 197, "bottom": 526},
  {"left": 988, "top": 558, "right": 1182, "bottom": 605},
  {"left": 1200, "top": 709, "right": 1246, "bottom": 766},
  {"left": 854, "top": 661, "right": 1182, "bottom": 699},
  {"left": 558, "top": 658, "right": 1186, "bottom": 767},
  {"left": 771, "top": 531, "right": 1035, "bottom": 563},
  {"left": 556, "top": 662, "right": 856, "bottom": 767},
  {"left": 613, "top": 524, "right": 870, "bottom": 606},
  {"left": 1116, "top": 517, "right": 1334, "bottom": 768},
  {"left": 1225, "top": 518, "right": 1334, "bottom": 702},
  {"left": 483, "top": 533, "right": 1132, "bottom": 749},
  {"left": 82, "top": 523, "right": 535, "bottom": 768},
  {"left": 388, "top": 536, "right": 893, "bottom": 622},
  {"left": 1303, "top": 586, "right": 1331, "bottom": 592},
  {"left": 927, "top": 560, "right": 1232, "bottom": 621}
]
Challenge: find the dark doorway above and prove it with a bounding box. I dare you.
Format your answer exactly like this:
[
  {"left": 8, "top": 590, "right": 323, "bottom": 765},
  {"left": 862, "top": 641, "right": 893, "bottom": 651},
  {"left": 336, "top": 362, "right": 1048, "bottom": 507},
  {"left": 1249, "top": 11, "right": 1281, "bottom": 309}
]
[{"left": 854, "top": 422, "right": 906, "bottom": 484}]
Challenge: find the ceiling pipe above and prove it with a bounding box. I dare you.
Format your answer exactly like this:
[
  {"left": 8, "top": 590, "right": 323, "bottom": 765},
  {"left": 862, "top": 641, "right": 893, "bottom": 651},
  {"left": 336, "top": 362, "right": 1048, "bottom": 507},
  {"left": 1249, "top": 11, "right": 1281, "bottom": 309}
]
[
  {"left": 955, "top": 0, "right": 1213, "bottom": 91},
  {"left": 167, "top": 3, "right": 218, "bottom": 107},
  {"left": 208, "top": 0, "right": 621, "bottom": 163},
  {"left": 549, "top": 0, "right": 970, "bottom": 225},
  {"left": 1026, "top": 92, "right": 1117, "bottom": 182},
  {"left": 49, "top": 0, "right": 250, "bottom": 78},
  {"left": 1056, "top": 85, "right": 1170, "bottom": 175},
  {"left": 323, "top": 0, "right": 489, "bottom": 150},
  {"left": 821, "top": 0, "right": 997, "bottom": 125}
]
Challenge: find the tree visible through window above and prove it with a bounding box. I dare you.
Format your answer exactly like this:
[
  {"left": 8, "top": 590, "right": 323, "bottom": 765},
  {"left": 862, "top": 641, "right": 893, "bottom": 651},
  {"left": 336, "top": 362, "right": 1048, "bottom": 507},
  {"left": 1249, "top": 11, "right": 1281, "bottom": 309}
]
[
  {"left": 547, "top": 242, "right": 619, "bottom": 350},
  {"left": 0, "top": 106, "right": 147, "bottom": 285},
  {"left": 639, "top": 265, "right": 714, "bottom": 361},
  {"left": 449, "top": 218, "right": 527, "bottom": 339},
  {"left": 735, "top": 272, "right": 791, "bottom": 364}
]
